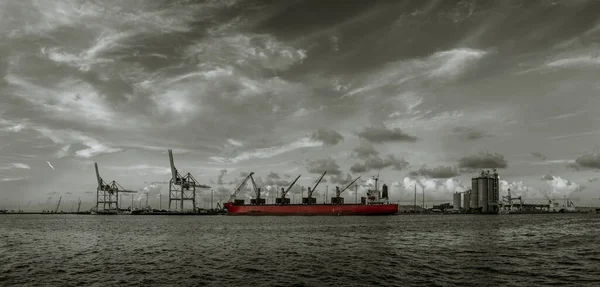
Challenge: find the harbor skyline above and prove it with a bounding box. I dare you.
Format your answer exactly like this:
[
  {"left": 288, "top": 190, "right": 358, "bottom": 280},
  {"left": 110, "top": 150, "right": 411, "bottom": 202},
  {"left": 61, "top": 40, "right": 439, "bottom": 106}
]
[{"left": 1, "top": 0, "right": 600, "bottom": 209}]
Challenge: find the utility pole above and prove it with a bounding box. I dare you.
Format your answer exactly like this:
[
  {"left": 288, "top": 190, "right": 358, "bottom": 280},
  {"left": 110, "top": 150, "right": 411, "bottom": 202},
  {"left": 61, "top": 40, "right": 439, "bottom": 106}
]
[
  {"left": 326, "top": 185, "right": 328, "bottom": 204},
  {"left": 146, "top": 193, "right": 149, "bottom": 208},
  {"left": 355, "top": 185, "right": 358, "bottom": 203},
  {"left": 159, "top": 193, "right": 162, "bottom": 210},
  {"left": 211, "top": 189, "right": 214, "bottom": 210}
]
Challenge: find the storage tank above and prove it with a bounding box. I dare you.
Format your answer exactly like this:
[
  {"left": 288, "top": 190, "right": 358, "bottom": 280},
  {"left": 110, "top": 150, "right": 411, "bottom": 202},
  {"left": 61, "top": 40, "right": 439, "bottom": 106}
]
[
  {"left": 453, "top": 192, "right": 461, "bottom": 210},
  {"left": 487, "top": 175, "right": 496, "bottom": 213},
  {"left": 463, "top": 191, "right": 471, "bottom": 209},
  {"left": 470, "top": 177, "right": 479, "bottom": 209},
  {"left": 478, "top": 175, "right": 488, "bottom": 213}
]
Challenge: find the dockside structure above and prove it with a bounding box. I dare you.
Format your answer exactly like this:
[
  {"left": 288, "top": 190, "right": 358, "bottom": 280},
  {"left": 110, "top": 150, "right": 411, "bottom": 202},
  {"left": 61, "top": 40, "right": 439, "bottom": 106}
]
[{"left": 469, "top": 169, "right": 500, "bottom": 214}]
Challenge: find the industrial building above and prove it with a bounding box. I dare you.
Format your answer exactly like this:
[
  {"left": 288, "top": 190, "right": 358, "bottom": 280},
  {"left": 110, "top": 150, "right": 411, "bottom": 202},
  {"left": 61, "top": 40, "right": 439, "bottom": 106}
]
[{"left": 452, "top": 169, "right": 500, "bottom": 214}]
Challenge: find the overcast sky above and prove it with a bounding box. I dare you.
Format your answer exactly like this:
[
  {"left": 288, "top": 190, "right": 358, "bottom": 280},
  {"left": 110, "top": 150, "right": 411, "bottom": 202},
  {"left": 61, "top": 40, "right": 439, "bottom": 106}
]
[{"left": 1, "top": 0, "right": 600, "bottom": 210}]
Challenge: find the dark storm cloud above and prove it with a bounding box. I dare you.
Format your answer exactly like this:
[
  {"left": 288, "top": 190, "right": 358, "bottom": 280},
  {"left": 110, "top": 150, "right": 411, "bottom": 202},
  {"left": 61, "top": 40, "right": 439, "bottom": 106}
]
[
  {"left": 452, "top": 126, "right": 489, "bottom": 141},
  {"left": 356, "top": 125, "right": 417, "bottom": 143},
  {"left": 266, "top": 172, "right": 280, "bottom": 179},
  {"left": 458, "top": 152, "right": 508, "bottom": 170},
  {"left": 541, "top": 174, "right": 554, "bottom": 181},
  {"left": 409, "top": 166, "right": 459, "bottom": 179},
  {"left": 306, "top": 157, "right": 342, "bottom": 175},
  {"left": 350, "top": 155, "right": 409, "bottom": 174},
  {"left": 351, "top": 142, "right": 379, "bottom": 159},
  {"left": 350, "top": 163, "right": 367, "bottom": 174},
  {"left": 530, "top": 152, "right": 547, "bottom": 160},
  {"left": 329, "top": 173, "right": 355, "bottom": 186},
  {"left": 570, "top": 151, "right": 600, "bottom": 170},
  {"left": 310, "top": 128, "right": 344, "bottom": 146}
]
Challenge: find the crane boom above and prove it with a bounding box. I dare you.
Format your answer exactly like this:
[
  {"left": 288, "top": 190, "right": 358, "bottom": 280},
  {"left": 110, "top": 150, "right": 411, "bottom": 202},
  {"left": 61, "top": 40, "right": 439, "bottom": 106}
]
[
  {"left": 228, "top": 172, "right": 254, "bottom": 202},
  {"left": 336, "top": 176, "right": 361, "bottom": 197},
  {"left": 308, "top": 171, "right": 326, "bottom": 198},
  {"left": 94, "top": 163, "right": 103, "bottom": 188},
  {"left": 55, "top": 196, "right": 62, "bottom": 213},
  {"left": 168, "top": 149, "right": 178, "bottom": 184},
  {"left": 249, "top": 173, "right": 260, "bottom": 198},
  {"left": 281, "top": 174, "right": 301, "bottom": 198}
]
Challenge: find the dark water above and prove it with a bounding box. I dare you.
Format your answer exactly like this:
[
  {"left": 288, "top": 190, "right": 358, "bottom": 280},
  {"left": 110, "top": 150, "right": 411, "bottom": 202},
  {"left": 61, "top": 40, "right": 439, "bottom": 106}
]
[{"left": 1, "top": 214, "right": 599, "bottom": 286}]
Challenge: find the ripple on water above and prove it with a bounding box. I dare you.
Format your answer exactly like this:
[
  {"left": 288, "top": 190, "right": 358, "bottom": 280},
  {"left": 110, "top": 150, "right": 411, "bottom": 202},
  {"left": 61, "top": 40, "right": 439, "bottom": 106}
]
[{"left": 1, "top": 214, "right": 599, "bottom": 286}]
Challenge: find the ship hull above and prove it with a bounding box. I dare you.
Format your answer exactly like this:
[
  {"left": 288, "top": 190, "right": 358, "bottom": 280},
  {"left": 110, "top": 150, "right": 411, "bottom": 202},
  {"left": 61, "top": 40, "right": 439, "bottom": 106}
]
[{"left": 223, "top": 203, "right": 398, "bottom": 216}]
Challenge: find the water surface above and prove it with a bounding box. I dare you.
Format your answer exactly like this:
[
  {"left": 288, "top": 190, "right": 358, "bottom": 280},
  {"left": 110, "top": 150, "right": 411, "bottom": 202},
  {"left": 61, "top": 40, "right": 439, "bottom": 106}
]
[{"left": 1, "top": 214, "right": 599, "bottom": 286}]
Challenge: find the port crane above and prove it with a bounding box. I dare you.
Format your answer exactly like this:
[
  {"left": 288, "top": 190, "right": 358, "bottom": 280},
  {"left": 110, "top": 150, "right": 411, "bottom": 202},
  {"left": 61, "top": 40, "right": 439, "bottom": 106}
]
[
  {"left": 276, "top": 174, "right": 301, "bottom": 204},
  {"left": 55, "top": 196, "right": 62, "bottom": 213},
  {"left": 332, "top": 176, "right": 361, "bottom": 204},
  {"left": 167, "top": 149, "right": 210, "bottom": 211},
  {"left": 303, "top": 171, "right": 326, "bottom": 204},
  {"left": 94, "top": 163, "right": 137, "bottom": 213},
  {"left": 228, "top": 172, "right": 254, "bottom": 205}
]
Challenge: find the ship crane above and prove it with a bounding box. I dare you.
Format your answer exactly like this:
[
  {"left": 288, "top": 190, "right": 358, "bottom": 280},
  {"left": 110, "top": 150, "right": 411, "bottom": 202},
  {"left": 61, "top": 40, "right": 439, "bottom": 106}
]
[
  {"left": 94, "top": 163, "right": 137, "bottom": 214},
  {"left": 332, "top": 176, "right": 361, "bottom": 204},
  {"left": 228, "top": 172, "right": 254, "bottom": 204},
  {"left": 248, "top": 173, "right": 265, "bottom": 205},
  {"left": 168, "top": 149, "right": 211, "bottom": 211},
  {"left": 277, "top": 174, "right": 301, "bottom": 205},
  {"left": 303, "top": 171, "right": 326, "bottom": 204}
]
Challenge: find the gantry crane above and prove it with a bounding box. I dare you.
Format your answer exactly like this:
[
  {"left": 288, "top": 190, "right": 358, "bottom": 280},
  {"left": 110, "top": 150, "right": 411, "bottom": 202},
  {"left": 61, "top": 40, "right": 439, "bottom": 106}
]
[
  {"left": 331, "top": 176, "right": 361, "bottom": 204},
  {"left": 276, "top": 174, "right": 301, "bottom": 204},
  {"left": 302, "top": 171, "right": 326, "bottom": 204},
  {"left": 167, "top": 149, "right": 210, "bottom": 211},
  {"left": 94, "top": 163, "right": 137, "bottom": 213},
  {"left": 227, "top": 172, "right": 254, "bottom": 205}
]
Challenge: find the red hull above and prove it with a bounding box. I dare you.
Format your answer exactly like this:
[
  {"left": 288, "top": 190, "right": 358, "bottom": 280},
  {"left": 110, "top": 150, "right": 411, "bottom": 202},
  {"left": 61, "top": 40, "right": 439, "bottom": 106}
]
[{"left": 223, "top": 203, "right": 398, "bottom": 216}]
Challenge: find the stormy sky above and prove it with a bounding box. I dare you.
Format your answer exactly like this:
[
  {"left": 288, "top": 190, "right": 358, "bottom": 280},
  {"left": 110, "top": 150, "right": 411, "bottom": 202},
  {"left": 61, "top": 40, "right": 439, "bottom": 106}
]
[{"left": 1, "top": 0, "right": 600, "bottom": 210}]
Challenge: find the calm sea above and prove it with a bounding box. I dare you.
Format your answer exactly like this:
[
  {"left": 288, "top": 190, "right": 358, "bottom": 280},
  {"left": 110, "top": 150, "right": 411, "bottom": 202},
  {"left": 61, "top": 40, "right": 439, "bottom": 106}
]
[{"left": 1, "top": 214, "right": 599, "bottom": 286}]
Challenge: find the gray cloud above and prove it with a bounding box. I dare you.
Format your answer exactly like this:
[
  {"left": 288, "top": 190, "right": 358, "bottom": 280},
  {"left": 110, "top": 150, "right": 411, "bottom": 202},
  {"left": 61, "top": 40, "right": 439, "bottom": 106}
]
[
  {"left": 570, "top": 151, "right": 600, "bottom": 170},
  {"left": 409, "top": 166, "right": 459, "bottom": 179},
  {"left": 310, "top": 128, "right": 344, "bottom": 146},
  {"left": 452, "top": 126, "right": 489, "bottom": 141},
  {"left": 350, "top": 155, "right": 409, "bottom": 173},
  {"left": 541, "top": 174, "right": 554, "bottom": 181},
  {"left": 217, "top": 169, "right": 227, "bottom": 185},
  {"left": 458, "top": 152, "right": 508, "bottom": 170},
  {"left": 329, "top": 173, "right": 355, "bottom": 186},
  {"left": 266, "top": 172, "right": 280, "bottom": 180},
  {"left": 530, "top": 152, "right": 547, "bottom": 161},
  {"left": 351, "top": 142, "right": 379, "bottom": 159},
  {"left": 307, "top": 157, "right": 342, "bottom": 175},
  {"left": 2, "top": 1, "right": 600, "bottom": 206},
  {"left": 356, "top": 124, "right": 418, "bottom": 143}
]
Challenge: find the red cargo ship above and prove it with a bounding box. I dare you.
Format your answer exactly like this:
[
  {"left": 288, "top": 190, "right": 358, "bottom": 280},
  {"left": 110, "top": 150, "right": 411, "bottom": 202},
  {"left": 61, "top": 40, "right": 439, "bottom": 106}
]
[{"left": 223, "top": 172, "right": 398, "bottom": 216}]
